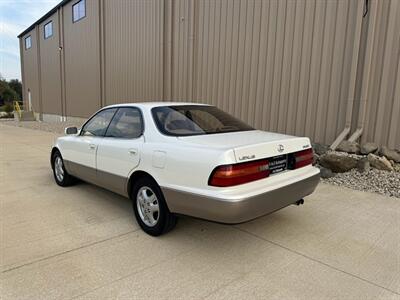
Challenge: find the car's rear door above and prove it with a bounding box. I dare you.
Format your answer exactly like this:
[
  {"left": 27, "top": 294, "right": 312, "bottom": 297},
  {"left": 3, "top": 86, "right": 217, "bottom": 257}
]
[
  {"left": 62, "top": 108, "right": 117, "bottom": 183},
  {"left": 96, "top": 107, "right": 144, "bottom": 196}
]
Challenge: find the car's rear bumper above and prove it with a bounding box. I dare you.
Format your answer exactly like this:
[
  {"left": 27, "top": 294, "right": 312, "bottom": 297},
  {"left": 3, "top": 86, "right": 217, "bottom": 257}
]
[{"left": 161, "top": 171, "right": 320, "bottom": 224}]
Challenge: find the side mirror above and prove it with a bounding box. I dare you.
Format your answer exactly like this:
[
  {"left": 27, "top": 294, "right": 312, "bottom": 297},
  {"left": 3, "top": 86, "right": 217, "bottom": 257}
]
[{"left": 65, "top": 126, "right": 78, "bottom": 135}]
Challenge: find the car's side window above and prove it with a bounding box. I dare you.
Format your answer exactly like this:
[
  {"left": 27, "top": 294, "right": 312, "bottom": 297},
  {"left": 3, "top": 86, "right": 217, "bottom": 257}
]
[
  {"left": 105, "top": 107, "right": 143, "bottom": 139},
  {"left": 81, "top": 108, "right": 117, "bottom": 137}
]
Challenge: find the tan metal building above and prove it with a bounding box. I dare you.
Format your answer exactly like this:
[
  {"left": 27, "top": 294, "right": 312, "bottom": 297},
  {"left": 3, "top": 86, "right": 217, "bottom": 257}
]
[{"left": 18, "top": 0, "right": 400, "bottom": 149}]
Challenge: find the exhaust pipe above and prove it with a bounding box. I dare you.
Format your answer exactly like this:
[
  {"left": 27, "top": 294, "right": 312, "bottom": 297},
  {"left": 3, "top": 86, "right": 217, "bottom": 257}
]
[{"left": 294, "top": 199, "right": 304, "bottom": 206}]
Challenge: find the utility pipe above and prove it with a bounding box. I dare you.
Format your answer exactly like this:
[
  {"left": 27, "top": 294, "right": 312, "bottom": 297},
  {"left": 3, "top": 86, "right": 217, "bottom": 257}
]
[
  {"left": 349, "top": 0, "right": 378, "bottom": 143},
  {"left": 330, "top": 0, "right": 364, "bottom": 150}
]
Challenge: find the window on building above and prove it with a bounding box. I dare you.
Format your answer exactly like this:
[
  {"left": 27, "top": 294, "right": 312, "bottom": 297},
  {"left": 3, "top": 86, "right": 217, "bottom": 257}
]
[
  {"left": 44, "top": 21, "right": 53, "bottom": 39},
  {"left": 25, "top": 36, "right": 32, "bottom": 49},
  {"left": 105, "top": 108, "right": 144, "bottom": 139},
  {"left": 72, "top": 0, "right": 86, "bottom": 23}
]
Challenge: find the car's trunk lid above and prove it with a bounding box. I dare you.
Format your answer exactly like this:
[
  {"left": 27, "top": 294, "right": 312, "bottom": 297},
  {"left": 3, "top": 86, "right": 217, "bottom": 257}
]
[{"left": 178, "top": 130, "right": 312, "bottom": 162}]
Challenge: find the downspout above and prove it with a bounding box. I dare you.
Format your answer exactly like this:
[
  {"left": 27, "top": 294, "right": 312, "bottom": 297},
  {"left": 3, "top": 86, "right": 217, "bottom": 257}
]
[
  {"left": 349, "top": 0, "right": 377, "bottom": 142},
  {"left": 188, "top": 0, "right": 196, "bottom": 100},
  {"left": 162, "top": 0, "right": 173, "bottom": 101},
  {"left": 19, "top": 38, "right": 26, "bottom": 110},
  {"left": 36, "top": 25, "right": 43, "bottom": 121},
  {"left": 58, "top": 8, "right": 65, "bottom": 121},
  {"left": 99, "top": 0, "right": 106, "bottom": 109},
  {"left": 330, "top": 0, "right": 364, "bottom": 150}
]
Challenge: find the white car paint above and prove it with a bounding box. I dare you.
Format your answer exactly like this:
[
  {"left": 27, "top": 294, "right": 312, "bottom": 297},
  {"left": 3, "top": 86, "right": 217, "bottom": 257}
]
[
  {"left": 96, "top": 136, "right": 143, "bottom": 177},
  {"left": 53, "top": 102, "right": 320, "bottom": 224}
]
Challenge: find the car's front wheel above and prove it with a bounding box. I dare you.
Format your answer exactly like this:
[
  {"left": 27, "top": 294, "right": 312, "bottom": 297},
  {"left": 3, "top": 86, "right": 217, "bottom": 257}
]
[
  {"left": 132, "top": 177, "right": 177, "bottom": 236},
  {"left": 51, "top": 151, "right": 76, "bottom": 187}
]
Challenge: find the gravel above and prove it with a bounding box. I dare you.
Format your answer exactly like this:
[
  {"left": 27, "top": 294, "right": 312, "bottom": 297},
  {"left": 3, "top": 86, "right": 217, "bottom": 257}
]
[
  {"left": 2, "top": 119, "right": 399, "bottom": 198},
  {"left": 318, "top": 150, "right": 400, "bottom": 198},
  {"left": 321, "top": 168, "right": 400, "bottom": 198}
]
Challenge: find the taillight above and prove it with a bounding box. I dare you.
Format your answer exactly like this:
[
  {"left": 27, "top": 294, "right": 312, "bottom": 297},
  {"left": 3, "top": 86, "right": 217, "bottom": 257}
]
[
  {"left": 294, "top": 148, "right": 314, "bottom": 169},
  {"left": 209, "top": 159, "right": 270, "bottom": 187}
]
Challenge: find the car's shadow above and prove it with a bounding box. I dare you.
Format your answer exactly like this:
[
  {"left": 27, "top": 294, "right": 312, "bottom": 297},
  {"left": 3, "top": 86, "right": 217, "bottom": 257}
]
[{"left": 49, "top": 172, "right": 302, "bottom": 241}]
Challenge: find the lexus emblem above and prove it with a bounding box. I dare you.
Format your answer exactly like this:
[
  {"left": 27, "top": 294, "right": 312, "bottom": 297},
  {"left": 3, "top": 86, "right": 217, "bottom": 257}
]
[{"left": 277, "top": 144, "right": 284, "bottom": 153}]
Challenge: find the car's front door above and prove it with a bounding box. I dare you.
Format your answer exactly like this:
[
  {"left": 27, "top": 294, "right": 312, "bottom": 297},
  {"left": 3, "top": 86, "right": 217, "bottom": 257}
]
[
  {"left": 63, "top": 108, "right": 117, "bottom": 183},
  {"left": 96, "top": 107, "right": 144, "bottom": 195}
]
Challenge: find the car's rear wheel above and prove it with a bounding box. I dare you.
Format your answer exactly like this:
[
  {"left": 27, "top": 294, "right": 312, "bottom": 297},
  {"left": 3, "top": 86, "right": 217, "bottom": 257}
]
[
  {"left": 52, "top": 151, "right": 76, "bottom": 187},
  {"left": 132, "top": 177, "right": 177, "bottom": 236}
]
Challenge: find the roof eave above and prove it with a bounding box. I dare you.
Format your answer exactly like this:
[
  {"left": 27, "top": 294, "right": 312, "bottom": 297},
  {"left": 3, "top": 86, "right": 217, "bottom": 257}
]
[{"left": 17, "top": 0, "right": 71, "bottom": 38}]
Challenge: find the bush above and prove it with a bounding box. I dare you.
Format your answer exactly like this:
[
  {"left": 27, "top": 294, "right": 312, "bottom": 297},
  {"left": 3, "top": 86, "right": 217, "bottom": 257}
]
[
  {"left": 3, "top": 103, "right": 13, "bottom": 113},
  {"left": 0, "top": 113, "right": 14, "bottom": 119}
]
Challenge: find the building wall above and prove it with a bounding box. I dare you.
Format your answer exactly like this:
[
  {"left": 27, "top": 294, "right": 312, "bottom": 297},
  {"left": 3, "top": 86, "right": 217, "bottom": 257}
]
[
  {"left": 38, "top": 13, "right": 62, "bottom": 115},
  {"left": 360, "top": 0, "right": 400, "bottom": 149},
  {"left": 103, "top": 0, "right": 164, "bottom": 105},
  {"left": 62, "top": 0, "right": 101, "bottom": 118},
  {"left": 19, "top": 0, "right": 400, "bottom": 149},
  {"left": 20, "top": 29, "right": 40, "bottom": 114},
  {"left": 168, "top": 0, "right": 363, "bottom": 146}
]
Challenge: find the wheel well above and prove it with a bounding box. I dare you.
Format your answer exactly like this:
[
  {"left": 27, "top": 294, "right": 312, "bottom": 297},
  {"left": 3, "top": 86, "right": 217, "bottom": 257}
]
[
  {"left": 127, "top": 171, "right": 158, "bottom": 199},
  {"left": 50, "top": 147, "right": 60, "bottom": 169}
]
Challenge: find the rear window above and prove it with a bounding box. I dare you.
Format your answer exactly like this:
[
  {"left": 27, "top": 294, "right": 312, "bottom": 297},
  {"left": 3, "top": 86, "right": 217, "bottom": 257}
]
[{"left": 152, "top": 105, "right": 254, "bottom": 136}]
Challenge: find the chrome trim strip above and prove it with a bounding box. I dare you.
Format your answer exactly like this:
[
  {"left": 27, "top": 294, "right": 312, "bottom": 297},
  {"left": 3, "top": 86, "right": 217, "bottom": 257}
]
[{"left": 161, "top": 173, "right": 320, "bottom": 224}]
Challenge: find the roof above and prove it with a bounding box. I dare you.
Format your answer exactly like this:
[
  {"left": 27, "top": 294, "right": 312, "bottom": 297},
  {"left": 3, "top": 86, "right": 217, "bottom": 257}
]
[
  {"left": 105, "top": 102, "right": 211, "bottom": 109},
  {"left": 18, "top": 0, "right": 70, "bottom": 38}
]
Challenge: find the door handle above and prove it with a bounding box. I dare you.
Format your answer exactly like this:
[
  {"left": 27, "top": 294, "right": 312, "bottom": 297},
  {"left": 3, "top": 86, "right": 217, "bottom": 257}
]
[
  {"left": 89, "top": 144, "right": 97, "bottom": 150},
  {"left": 129, "top": 149, "right": 138, "bottom": 155}
]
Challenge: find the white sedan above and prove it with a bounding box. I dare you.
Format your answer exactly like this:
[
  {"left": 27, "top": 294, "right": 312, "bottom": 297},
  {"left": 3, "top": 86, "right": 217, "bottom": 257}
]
[{"left": 51, "top": 102, "right": 320, "bottom": 236}]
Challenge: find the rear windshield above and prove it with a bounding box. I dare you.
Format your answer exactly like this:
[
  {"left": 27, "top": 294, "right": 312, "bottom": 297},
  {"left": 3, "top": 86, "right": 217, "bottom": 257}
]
[{"left": 151, "top": 105, "right": 254, "bottom": 136}]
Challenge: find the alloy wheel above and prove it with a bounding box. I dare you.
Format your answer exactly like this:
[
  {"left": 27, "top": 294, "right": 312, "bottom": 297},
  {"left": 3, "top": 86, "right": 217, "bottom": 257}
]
[
  {"left": 136, "top": 186, "right": 160, "bottom": 227},
  {"left": 54, "top": 156, "right": 64, "bottom": 182}
]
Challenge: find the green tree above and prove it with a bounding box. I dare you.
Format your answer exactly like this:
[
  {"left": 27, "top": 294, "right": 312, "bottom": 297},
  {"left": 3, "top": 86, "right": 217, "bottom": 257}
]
[
  {"left": 0, "top": 80, "right": 9, "bottom": 105},
  {"left": 0, "top": 78, "right": 18, "bottom": 104},
  {"left": 8, "top": 79, "right": 22, "bottom": 101},
  {"left": 2, "top": 87, "right": 18, "bottom": 102}
]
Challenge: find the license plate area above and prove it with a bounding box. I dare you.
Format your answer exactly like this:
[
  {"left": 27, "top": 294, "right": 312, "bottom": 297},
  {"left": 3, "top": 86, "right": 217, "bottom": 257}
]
[{"left": 269, "top": 154, "right": 288, "bottom": 175}]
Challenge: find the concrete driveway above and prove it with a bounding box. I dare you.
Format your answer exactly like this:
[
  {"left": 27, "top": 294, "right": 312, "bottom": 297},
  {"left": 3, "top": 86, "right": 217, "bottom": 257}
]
[{"left": 1, "top": 124, "right": 399, "bottom": 299}]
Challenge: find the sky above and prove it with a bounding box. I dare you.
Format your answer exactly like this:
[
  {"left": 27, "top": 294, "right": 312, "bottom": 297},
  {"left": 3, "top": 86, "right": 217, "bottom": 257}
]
[{"left": 0, "top": 0, "right": 60, "bottom": 80}]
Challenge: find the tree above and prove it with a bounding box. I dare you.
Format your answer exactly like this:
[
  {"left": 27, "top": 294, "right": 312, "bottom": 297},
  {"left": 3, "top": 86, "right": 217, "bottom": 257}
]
[
  {"left": 0, "top": 80, "right": 8, "bottom": 105},
  {"left": 8, "top": 79, "right": 22, "bottom": 101},
  {"left": 2, "top": 87, "right": 18, "bottom": 102},
  {"left": 0, "top": 79, "right": 18, "bottom": 105}
]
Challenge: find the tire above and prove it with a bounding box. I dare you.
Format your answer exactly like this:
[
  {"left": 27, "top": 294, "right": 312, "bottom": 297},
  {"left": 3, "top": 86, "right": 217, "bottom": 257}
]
[
  {"left": 51, "top": 150, "right": 76, "bottom": 187},
  {"left": 132, "top": 177, "right": 177, "bottom": 236}
]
